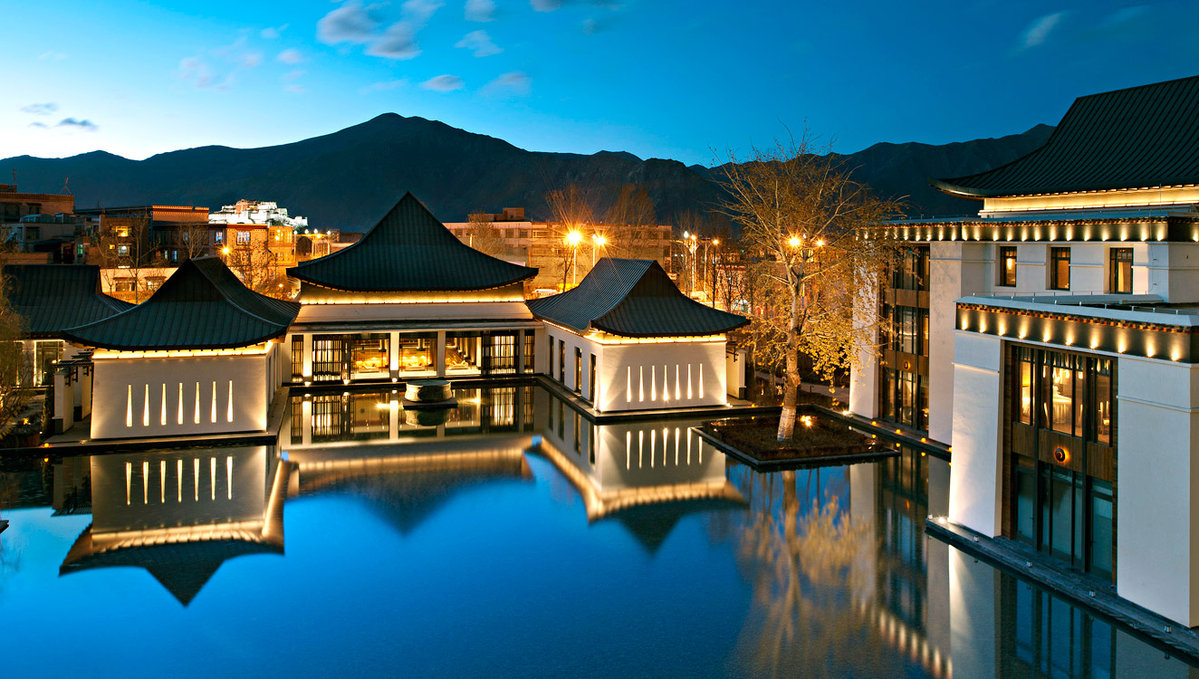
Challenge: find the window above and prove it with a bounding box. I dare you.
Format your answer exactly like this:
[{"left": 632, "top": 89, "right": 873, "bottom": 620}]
[
  {"left": 214, "top": 231, "right": 224, "bottom": 243},
  {"left": 397, "top": 334, "right": 435, "bottom": 374},
  {"left": 236, "top": 231, "right": 252, "bottom": 244},
  {"left": 548, "top": 340, "right": 554, "bottom": 377},
  {"left": 998, "top": 246, "right": 1017, "bottom": 287},
  {"left": 446, "top": 332, "right": 483, "bottom": 374},
  {"left": 891, "top": 246, "right": 929, "bottom": 291},
  {"left": 1050, "top": 247, "right": 1070, "bottom": 290},
  {"left": 523, "top": 332, "right": 535, "bottom": 372},
  {"left": 574, "top": 347, "right": 582, "bottom": 393},
  {"left": 1109, "top": 248, "right": 1132, "bottom": 293},
  {"left": 484, "top": 332, "right": 517, "bottom": 374},
  {"left": 350, "top": 335, "right": 389, "bottom": 379},
  {"left": 588, "top": 354, "right": 596, "bottom": 403},
  {"left": 558, "top": 340, "right": 565, "bottom": 382},
  {"left": 117, "top": 244, "right": 130, "bottom": 256},
  {"left": 291, "top": 336, "right": 304, "bottom": 380}
]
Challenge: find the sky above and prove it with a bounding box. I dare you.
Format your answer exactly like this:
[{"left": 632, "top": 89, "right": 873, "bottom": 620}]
[{"left": 2, "top": 0, "right": 1198, "bottom": 170}]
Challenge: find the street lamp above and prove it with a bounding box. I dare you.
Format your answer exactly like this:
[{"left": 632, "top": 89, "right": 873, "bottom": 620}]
[
  {"left": 709, "top": 238, "right": 720, "bottom": 308},
  {"left": 566, "top": 230, "right": 583, "bottom": 287},
  {"left": 591, "top": 233, "right": 606, "bottom": 268}
]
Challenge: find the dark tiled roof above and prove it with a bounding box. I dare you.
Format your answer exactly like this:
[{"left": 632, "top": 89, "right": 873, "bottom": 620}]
[
  {"left": 288, "top": 192, "right": 536, "bottom": 292},
  {"left": 526, "top": 258, "right": 748, "bottom": 337},
  {"left": 62, "top": 256, "right": 299, "bottom": 350},
  {"left": 5, "top": 265, "right": 132, "bottom": 338},
  {"left": 934, "top": 75, "right": 1199, "bottom": 198}
]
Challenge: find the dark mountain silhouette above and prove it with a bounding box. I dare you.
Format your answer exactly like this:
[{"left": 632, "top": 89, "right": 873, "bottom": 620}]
[{"left": 2, "top": 114, "right": 1053, "bottom": 232}]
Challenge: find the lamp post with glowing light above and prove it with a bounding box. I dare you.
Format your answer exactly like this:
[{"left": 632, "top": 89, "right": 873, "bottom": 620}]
[
  {"left": 591, "top": 233, "right": 606, "bottom": 268},
  {"left": 566, "top": 230, "right": 583, "bottom": 287},
  {"left": 709, "top": 238, "right": 720, "bottom": 308},
  {"left": 681, "top": 231, "right": 699, "bottom": 297}
]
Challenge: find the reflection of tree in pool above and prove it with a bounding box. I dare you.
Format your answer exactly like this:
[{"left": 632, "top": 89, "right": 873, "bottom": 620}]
[{"left": 730, "top": 468, "right": 896, "bottom": 678}]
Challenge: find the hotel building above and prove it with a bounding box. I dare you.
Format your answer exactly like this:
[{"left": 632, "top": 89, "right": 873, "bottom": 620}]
[{"left": 850, "top": 75, "right": 1199, "bottom": 626}]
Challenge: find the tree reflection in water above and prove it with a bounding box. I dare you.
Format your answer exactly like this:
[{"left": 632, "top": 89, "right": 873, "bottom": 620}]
[{"left": 727, "top": 467, "right": 894, "bottom": 679}]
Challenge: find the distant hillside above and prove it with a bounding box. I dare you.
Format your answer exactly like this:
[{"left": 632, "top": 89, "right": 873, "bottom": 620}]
[{"left": 1, "top": 115, "right": 1053, "bottom": 231}]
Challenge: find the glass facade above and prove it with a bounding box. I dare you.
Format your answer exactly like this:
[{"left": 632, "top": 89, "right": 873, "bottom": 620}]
[
  {"left": 1007, "top": 345, "right": 1115, "bottom": 581},
  {"left": 397, "top": 334, "right": 436, "bottom": 375},
  {"left": 350, "top": 335, "right": 389, "bottom": 380},
  {"left": 880, "top": 246, "right": 929, "bottom": 432}
]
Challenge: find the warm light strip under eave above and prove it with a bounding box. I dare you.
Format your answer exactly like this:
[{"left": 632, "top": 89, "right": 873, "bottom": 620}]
[
  {"left": 981, "top": 184, "right": 1199, "bottom": 214},
  {"left": 541, "top": 320, "right": 727, "bottom": 345},
  {"left": 93, "top": 344, "right": 273, "bottom": 359},
  {"left": 299, "top": 295, "right": 527, "bottom": 305}
]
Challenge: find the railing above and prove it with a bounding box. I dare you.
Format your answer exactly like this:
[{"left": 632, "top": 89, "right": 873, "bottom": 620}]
[{"left": 968, "top": 290, "right": 1188, "bottom": 314}]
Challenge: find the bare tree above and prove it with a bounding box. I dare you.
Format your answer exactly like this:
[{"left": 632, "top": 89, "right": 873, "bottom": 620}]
[
  {"left": 717, "top": 134, "right": 902, "bottom": 440},
  {"left": 464, "top": 212, "right": 509, "bottom": 259},
  {"left": 545, "top": 184, "right": 596, "bottom": 289},
  {"left": 0, "top": 254, "right": 32, "bottom": 439}
]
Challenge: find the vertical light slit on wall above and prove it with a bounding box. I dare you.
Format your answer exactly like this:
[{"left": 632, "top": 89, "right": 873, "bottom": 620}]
[
  {"left": 626, "top": 431, "right": 631, "bottom": 469},
  {"left": 639, "top": 366, "right": 645, "bottom": 402},
  {"left": 142, "top": 461, "right": 149, "bottom": 504},
  {"left": 160, "top": 384, "right": 167, "bottom": 426},
  {"left": 142, "top": 384, "right": 150, "bottom": 427},
  {"left": 125, "top": 462, "right": 131, "bottom": 505},
  {"left": 194, "top": 382, "right": 201, "bottom": 424},
  {"left": 674, "top": 428, "right": 680, "bottom": 465},
  {"left": 226, "top": 456, "right": 233, "bottom": 500},
  {"left": 177, "top": 383, "right": 183, "bottom": 424},
  {"left": 209, "top": 457, "right": 217, "bottom": 501},
  {"left": 651, "top": 365, "right": 657, "bottom": 401},
  {"left": 698, "top": 438, "right": 703, "bottom": 464},
  {"left": 662, "top": 366, "right": 668, "bottom": 403},
  {"left": 210, "top": 381, "right": 217, "bottom": 423},
  {"left": 675, "top": 365, "right": 681, "bottom": 400},
  {"left": 687, "top": 428, "right": 693, "bottom": 464},
  {"left": 160, "top": 461, "right": 166, "bottom": 503},
  {"left": 126, "top": 385, "right": 133, "bottom": 427},
  {"left": 687, "top": 365, "right": 693, "bottom": 400},
  {"left": 662, "top": 428, "right": 668, "bottom": 466},
  {"left": 638, "top": 430, "right": 644, "bottom": 467},
  {"left": 193, "top": 458, "right": 200, "bottom": 501},
  {"left": 650, "top": 429, "right": 656, "bottom": 468},
  {"left": 176, "top": 459, "right": 182, "bottom": 502},
  {"left": 227, "top": 380, "right": 234, "bottom": 422},
  {"left": 626, "top": 366, "right": 632, "bottom": 404},
  {"left": 699, "top": 363, "right": 704, "bottom": 398}
]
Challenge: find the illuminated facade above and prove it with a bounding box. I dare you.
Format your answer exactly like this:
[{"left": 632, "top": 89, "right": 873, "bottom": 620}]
[
  {"left": 62, "top": 256, "right": 299, "bottom": 440},
  {"left": 851, "top": 75, "right": 1199, "bottom": 626},
  {"left": 284, "top": 193, "right": 542, "bottom": 383},
  {"left": 527, "top": 257, "right": 747, "bottom": 413}
]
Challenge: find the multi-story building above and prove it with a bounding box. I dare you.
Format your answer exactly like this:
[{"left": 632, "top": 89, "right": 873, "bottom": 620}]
[
  {"left": 851, "top": 75, "right": 1199, "bottom": 626},
  {"left": 0, "top": 183, "right": 74, "bottom": 222},
  {"left": 445, "top": 207, "right": 673, "bottom": 294}
]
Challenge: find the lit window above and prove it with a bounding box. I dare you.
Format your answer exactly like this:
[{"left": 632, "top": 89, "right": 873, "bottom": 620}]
[
  {"left": 998, "top": 246, "right": 1016, "bottom": 287},
  {"left": 1109, "top": 248, "right": 1132, "bottom": 294},
  {"left": 1050, "top": 247, "right": 1070, "bottom": 290}
]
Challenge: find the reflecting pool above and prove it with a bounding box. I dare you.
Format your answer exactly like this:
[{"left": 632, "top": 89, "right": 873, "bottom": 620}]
[{"left": 0, "top": 385, "right": 1194, "bottom": 677}]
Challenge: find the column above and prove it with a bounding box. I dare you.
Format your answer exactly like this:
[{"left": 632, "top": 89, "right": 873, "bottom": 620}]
[
  {"left": 435, "top": 331, "right": 447, "bottom": 377},
  {"left": 388, "top": 330, "right": 400, "bottom": 380},
  {"left": 301, "top": 333, "right": 313, "bottom": 380}
]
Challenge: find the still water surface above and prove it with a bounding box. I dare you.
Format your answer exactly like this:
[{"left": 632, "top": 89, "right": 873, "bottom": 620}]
[{"left": 0, "top": 386, "right": 1192, "bottom": 677}]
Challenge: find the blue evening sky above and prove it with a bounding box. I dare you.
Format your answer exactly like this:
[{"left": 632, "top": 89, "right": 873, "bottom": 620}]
[{"left": 3, "top": 0, "right": 1197, "bottom": 167}]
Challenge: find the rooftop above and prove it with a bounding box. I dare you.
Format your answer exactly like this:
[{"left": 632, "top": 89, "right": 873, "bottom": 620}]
[
  {"left": 934, "top": 75, "right": 1199, "bottom": 199},
  {"left": 527, "top": 257, "right": 748, "bottom": 337},
  {"left": 5, "top": 264, "right": 132, "bottom": 338},
  {"left": 61, "top": 256, "right": 299, "bottom": 351},
  {"left": 288, "top": 193, "right": 536, "bottom": 293}
]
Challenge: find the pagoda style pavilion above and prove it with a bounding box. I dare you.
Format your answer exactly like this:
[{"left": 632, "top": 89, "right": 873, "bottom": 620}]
[
  {"left": 285, "top": 193, "right": 539, "bottom": 383},
  {"left": 62, "top": 256, "right": 299, "bottom": 440},
  {"left": 527, "top": 257, "right": 747, "bottom": 412}
]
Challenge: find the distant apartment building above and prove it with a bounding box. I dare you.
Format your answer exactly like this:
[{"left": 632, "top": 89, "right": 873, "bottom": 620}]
[
  {"left": 444, "top": 207, "right": 673, "bottom": 294},
  {"left": 0, "top": 184, "right": 80, "bottom": 261}
]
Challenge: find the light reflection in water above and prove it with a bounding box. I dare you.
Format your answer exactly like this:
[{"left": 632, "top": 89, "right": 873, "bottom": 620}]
[{"left": 0, "top": 386, "right": 1192, "bottom": 677}]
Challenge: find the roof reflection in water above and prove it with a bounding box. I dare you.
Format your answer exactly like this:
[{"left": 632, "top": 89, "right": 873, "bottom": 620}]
[{"left": 59, "top": 446, "right": 285, "bottom": 606}]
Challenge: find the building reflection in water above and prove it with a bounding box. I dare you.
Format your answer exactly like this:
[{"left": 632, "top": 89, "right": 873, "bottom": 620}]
[
  {"left": 530, "top": 387, "right": 745, "bottom": 551},
  {"left": 58, "top": 446, "right": 286, "bottom": 606}
]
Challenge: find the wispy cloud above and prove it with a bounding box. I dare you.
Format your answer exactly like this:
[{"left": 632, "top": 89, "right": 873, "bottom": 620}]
[
  {"left": 284, "top": 84, "right": 307, "bottom": 94},
  {"left": 177, "top": 56, "right": 217, "bottom": 89},
  {"left": 421, "top": 74, "right": 464, "bottom": 92},
  {"left": 320, "top": 0, "right": 443, "bottom": 60},
  {"left": 277, "top": 48, "right": 304, "bottom": 64},
  {"left": 483, "top": 71, "right": 531, "bottom": 96},
  {"left": 455, "top": 30, "right": 501, "bottom": 57},
  {"left": 1017, "top": 11, "right": 1069, "bottom": 51},
  {"left": 465, "top": 0, "right": 495, "bottom": 22},
  {"left": 240, "top": 52, "right": 264, "bottom": 68},
  {"left": 317, "top": 1, "right": 383, "bottom": 45},
  {"left": 368, "top": 22, "right": 420, "bottom": 59},
  {"left": 261, "top": 23, "right": 289, "bottom": 39},
  {"left": 38, "top": 51, "right": 67, "bottom": 61},
  {"left": 283, "top": 69, "right": 306, "bottom": 81},
  {"left": 56, "top": 118, "right": 98, "bottom": 131},
  {"left": 531, "top": 0, "right": 562, "bottom": 11},
  {"left": 20, "top": 103, "right": 58, "bottom": 116},
  {"left": 360, "top": 79, "right": 408, "bottom": 94}
]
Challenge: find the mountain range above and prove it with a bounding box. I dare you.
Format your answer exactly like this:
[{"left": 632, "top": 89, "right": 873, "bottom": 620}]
[{"left": 1, "top": 114, "right": 1054, "bottom": 232}]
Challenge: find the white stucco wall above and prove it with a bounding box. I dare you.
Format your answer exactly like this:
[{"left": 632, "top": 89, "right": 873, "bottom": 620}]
[
  {"left": 947, "top": 331, "right": 1003, "bottom": 535},
  {"left": 91, "top": 353, "right": 269, "bottom": 439},
  {"left": 1147, "top": 243, "right": 1199, "bottom": 303},
  {"left": 849, "top": 283, "right": 879, "bottom": 419},
  {"left": 1115, "top": 355, "right": 1199, "bottom": 626},
  {"left": 929, "top": 243, "right": 988, "bottom": 445}
]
